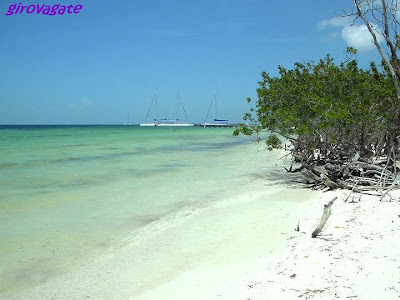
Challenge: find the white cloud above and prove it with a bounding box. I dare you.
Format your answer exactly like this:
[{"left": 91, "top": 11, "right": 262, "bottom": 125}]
[
  {"left": 318, "top": 16, "right": 384, "bottom": 52},
  {"left": 341, "top": 24, "right": 383, "bottom": 52},
  {"left": 69, "top": 97, "right": 92, "bottom": 111},
  {"left": 80, "top": 97, "right": 91, "bottom": 106},
  {"left": 317, "top": 16, "right": 351, "bottom": 30}
]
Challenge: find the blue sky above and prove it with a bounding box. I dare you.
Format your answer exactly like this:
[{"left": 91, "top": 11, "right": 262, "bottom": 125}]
[{"left": 0, "top": 0, "right": 382, "bottom": 124}]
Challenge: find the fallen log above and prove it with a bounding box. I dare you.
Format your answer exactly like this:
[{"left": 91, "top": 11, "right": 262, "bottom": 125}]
[
  {"left": 289, "top": 151, "right": 400, "bottom": 194},
  {"left": 320, "top": 174, "right": 339, "bottom": 189},
  {"left": 311, "top": 197, "right": 337, "bottom": 238}
]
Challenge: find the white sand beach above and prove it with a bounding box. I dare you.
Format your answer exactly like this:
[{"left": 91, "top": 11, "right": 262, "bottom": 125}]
[
  {"left": 4, "top": 183, "right": 315, "bottom": 299},
  {"left": 7, "top": 185, "right": 400, "bottom": 299},
  {"left": 138, "top": 189, "right": 400, "bottom": 300},
  {"left": 243, "top": 189, "right": 400, "bottom": 300}
]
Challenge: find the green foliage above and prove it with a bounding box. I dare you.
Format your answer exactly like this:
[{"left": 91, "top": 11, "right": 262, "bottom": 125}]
[
  {"left": 265, "top": 134, "right": 282, "bottom": 151},
  {"left": 236, "top": 54, "right": 397, "bottom": 158}
]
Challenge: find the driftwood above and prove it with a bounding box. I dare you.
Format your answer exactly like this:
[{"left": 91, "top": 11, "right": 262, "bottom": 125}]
[
  {"left": 295, "top": 220, "right": 300, "bottom": 232},
  {"left": 311, "top": 197, "right": 337, "bottom": 238},
  {"left": 320, "top": 174, "right": 339, "bottom": 189},
  {"left": 287, "top": 149, "right": 400, "bottom": 195}
]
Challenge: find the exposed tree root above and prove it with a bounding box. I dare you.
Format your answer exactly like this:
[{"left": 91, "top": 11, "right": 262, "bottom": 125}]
[{"left": 287, "top": 150, "right": 400, "bottom": 197}]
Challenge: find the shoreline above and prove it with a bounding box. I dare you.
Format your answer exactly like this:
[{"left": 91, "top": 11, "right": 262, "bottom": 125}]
[
  {"left": 138, "top": 189, "right": 400, "bottom": 300},
  {"left": 4, "top": 174, "right": 400, "bottom": 299},
  {"left": 4, "top": 167, "right": 316, "bottom": 299}
]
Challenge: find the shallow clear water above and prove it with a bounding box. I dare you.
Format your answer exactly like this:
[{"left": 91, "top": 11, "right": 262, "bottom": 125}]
[{"left": 1, "top": 125, "right": 282, "bottom": 295}]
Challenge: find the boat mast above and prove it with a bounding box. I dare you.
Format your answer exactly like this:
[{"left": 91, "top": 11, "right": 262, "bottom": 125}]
[
  {"left": 204, "top": 88, "right": 218, "bottom": 124},
  {"left": 175, "top": 91, "right": 181, "bottom": 122},
  {"left": 143, "top": 87, "right": 158, "bottom": 124},
  {"left": 177, "top": 91, "right": 191, "bottom": 123},
  {"left": 214, "top": 89, "right": 218, "bottom": 121},
  {"left": 154, "top": 87, "right": 158, "bottom": 122}
]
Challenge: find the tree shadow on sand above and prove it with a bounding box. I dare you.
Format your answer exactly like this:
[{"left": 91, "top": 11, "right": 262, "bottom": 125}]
[{"left": 247, "top": 169, "right": 312, "bottom": 189}]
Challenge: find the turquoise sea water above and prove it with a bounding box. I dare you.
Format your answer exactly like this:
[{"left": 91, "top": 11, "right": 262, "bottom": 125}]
[{"left": 1, "top": 125, "right": 274, "bottom": 295}]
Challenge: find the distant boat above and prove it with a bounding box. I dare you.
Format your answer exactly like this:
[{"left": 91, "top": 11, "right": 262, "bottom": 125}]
[
  {"left": 158, "top": 91, "right": 194, "bottom": 127},
  {"left": 203, "top": 119, "right": 230, "bottom": 127},
  {"left": 157, "top": 119, "right": 194, "bottom": 127},
  {"left": 140, "top": 89, "right": 159, "bottom": 127},
  {"left": 202, "top": 92, "right": 232, "bottom": 127},
  {"left": 124, "top": 113, "right": 132, "bottom": 126}
]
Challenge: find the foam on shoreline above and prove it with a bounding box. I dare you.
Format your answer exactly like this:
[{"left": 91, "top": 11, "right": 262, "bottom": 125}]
[
  {"left": 6, "top": 147, "right": 399, "bottom": 299},
  {"left": 5, "top": 172, "right": 317, "bottom": 299}
]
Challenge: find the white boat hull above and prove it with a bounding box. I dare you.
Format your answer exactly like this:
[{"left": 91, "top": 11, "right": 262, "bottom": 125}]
[
  {"left": 202, "top": 123, "right": 233, "bottom": 128},
  {"left": 157, "top": 123, "right": 194, "bottom": 127}
]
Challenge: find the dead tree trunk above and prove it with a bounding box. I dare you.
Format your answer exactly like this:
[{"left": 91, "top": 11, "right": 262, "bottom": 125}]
[{"left": 311, "top": 197, "right": 337, "bottom": 238}]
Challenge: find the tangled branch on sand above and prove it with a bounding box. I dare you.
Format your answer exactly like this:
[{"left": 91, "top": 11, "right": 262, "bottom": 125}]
[{"left": 287, "top": 149, "right": 400, "bottom": 200}]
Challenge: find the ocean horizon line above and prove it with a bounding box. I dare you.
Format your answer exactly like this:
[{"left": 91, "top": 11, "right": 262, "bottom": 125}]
[{"left": 0, "top": 123, "right": 239, "bottom": 127}]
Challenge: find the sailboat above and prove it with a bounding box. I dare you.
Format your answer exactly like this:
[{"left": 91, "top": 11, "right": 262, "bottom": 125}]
[
  {"left": 202, "top": 92, "right": 231, "bottom": 127},
  {"left": 124, "top": 113, "right": 131, "bottom": 126},
  {"left": 140, "top": 89, "right": 159, "bottom": 127},
  {"left": 158, "top": 91, "right": 194, "bottom": 127}
]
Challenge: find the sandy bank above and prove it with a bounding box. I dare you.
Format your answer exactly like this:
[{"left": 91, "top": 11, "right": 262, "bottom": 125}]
[
  {"left": 244, "top": 189, "right": 400, "bottom": 299},
  {"left": 5, "top": 179, "right": 400, "bottom": 299},
  {"left": 4, "top": 169, "right": 316, "bottom": 299},
  {"left": 139, "top": 189, "right": 400, "bottom": 300}
]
